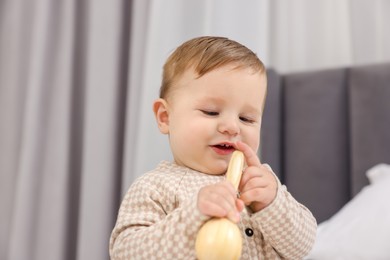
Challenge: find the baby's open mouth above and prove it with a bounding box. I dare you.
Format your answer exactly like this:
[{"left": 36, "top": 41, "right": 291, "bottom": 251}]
[
  {"left": 215, "top": 144, "right": 233, "bottom": 149},
  {"left": 212, "top": 144, "right": 236, "bottom": 154}
]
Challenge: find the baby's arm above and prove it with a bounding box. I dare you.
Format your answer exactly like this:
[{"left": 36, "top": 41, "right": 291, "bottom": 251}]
[
  {"left": 236, "top": 141, "right": 317, "bottom": 259},
  {"left": 109, "top": 176, "right": 206, "bottom": 259},
  {"left": 251, "top": 183, "right": 317, "bottom": 259},
  {"left": 109, "top": 174, "right": 243, "bottom": 259}
]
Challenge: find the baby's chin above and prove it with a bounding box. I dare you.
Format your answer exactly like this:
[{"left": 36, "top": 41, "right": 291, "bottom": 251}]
[
  {"left": 175, "top": 157, "right": 228, "bottom": 175},
  {"left": 196, "top": 164, "right": 228, "bottom": 176}
]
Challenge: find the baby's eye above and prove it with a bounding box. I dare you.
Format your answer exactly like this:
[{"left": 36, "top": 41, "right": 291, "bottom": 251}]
[
  {"left": 239, "top": 116, "right": 255, "bottom": 123},
  {"left": 201, "top": 110, "right": 219, "bottom": 116}
]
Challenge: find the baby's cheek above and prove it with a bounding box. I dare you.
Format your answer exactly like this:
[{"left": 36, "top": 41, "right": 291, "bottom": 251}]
[{"left": 245, "top": 132, "right": 260, "bottom": 152}]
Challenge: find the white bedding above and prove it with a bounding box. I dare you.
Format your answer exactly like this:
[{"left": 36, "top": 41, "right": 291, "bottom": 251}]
[{"left": 305, "top": 164, "right": 390, "bottom": 260}]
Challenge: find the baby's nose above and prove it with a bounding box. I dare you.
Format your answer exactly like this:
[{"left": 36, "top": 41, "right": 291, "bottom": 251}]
[{"left": 218, "top": 118, "right": 240, "bottom": 135}]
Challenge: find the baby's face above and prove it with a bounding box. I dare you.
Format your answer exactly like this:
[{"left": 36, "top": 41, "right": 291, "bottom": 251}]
[{"left": 165, "top": 65, "right": 266, "bottom": 175}]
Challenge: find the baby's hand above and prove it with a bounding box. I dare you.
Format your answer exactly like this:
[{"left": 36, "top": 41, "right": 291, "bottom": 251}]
[
  {"left": 236, "top": 141, "right": 277, "bottom": 213},
  {"left": 197, "top": 181, "right": 244, "bottom": 223}
]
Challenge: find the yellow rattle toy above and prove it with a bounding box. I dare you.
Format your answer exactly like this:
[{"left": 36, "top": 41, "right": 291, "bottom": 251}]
[{"left": 195, "top": 150, "right": 245, "bottom": 260}]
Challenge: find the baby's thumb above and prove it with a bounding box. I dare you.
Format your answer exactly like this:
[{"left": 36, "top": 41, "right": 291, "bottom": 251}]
[
  {"left": 227, "top": 209, "right": 240, "bottom": 223},
  {"left": 236, "top": 199, "right": 245, "bottom": 212}
]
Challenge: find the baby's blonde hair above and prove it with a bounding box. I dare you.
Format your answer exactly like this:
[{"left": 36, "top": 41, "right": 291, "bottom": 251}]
[{"left": 160, "top": 36, "right": 265, "bottom": 99}]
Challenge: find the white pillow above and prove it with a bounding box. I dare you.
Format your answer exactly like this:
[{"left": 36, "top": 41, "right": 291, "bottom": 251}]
[{"left": 305, "top": 164, "right": 390, "bottom": 260}]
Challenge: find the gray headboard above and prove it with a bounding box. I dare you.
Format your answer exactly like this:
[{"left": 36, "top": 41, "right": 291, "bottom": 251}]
[{"left": 260, "top": 63, "right": 390, "bottom": 223}]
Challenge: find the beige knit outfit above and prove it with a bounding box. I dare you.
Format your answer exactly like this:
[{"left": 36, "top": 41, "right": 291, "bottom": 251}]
[{"left": 110, "top": 161, "right": 317, "bottom": 259}]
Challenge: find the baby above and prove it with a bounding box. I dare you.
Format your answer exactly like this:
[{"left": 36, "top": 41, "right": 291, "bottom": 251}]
[{"left": 110, "top": 36, "right": 317, "bottom": 259}]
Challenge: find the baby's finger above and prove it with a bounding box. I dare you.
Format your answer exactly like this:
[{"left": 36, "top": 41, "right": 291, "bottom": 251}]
[
  {"left": 240, "top": 173, "right": 267, "bottom": 191},
  {"left": 235, "top": 141, "right": 261, "bottom": 167},
  {"left": 239, "top": 188, "right": 262, "bottom": 206},
  {"left": 236, "top": 199, "right": 245, "bottom": 212},
  {"left": 239, "top": 165, "right": 263, "bottom": 192},
  {"left": 199, "top": 183, "right": 238, "bottom": 215},
  {"left": 209, "top": 193, "right": 239, "bottom": 222},
  {"left": 199, "top": 200, "right": 231, "bottom": 218},
  {"left": 227, "top": 209, "right": 240, "bottom": 223}
]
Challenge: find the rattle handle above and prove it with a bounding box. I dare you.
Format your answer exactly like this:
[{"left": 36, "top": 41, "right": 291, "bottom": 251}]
[{"left": 226, "top": 151, "right": 244, "bottom": 190}]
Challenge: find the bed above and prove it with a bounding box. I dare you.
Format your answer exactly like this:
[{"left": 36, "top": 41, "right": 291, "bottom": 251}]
[{"left": 260, "top": 63, "right": 390, "bottom": 259}]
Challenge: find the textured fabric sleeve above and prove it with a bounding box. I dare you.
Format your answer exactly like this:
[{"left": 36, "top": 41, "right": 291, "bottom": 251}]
[
  {"left": 251, "top": 176, "right": 317, "bottom": 259},
  {"left": 109, "top": 176, "right": 209, "bottom": 259}
]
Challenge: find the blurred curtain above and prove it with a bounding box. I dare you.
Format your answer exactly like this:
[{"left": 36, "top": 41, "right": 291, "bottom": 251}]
[
  {"left": 268, "top": 0, "right": 390, "bottom": 72},
  {"left": 0, "top": 0, "right": 131, "bottom": 259},
  {"left": 1, "top": 0, "right": 390, "bottom": 260}
]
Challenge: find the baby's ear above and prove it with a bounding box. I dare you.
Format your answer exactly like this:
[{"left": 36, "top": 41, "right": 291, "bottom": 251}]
[{"left": 153, "top": 98, "right": 170, "bottom": 134}]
